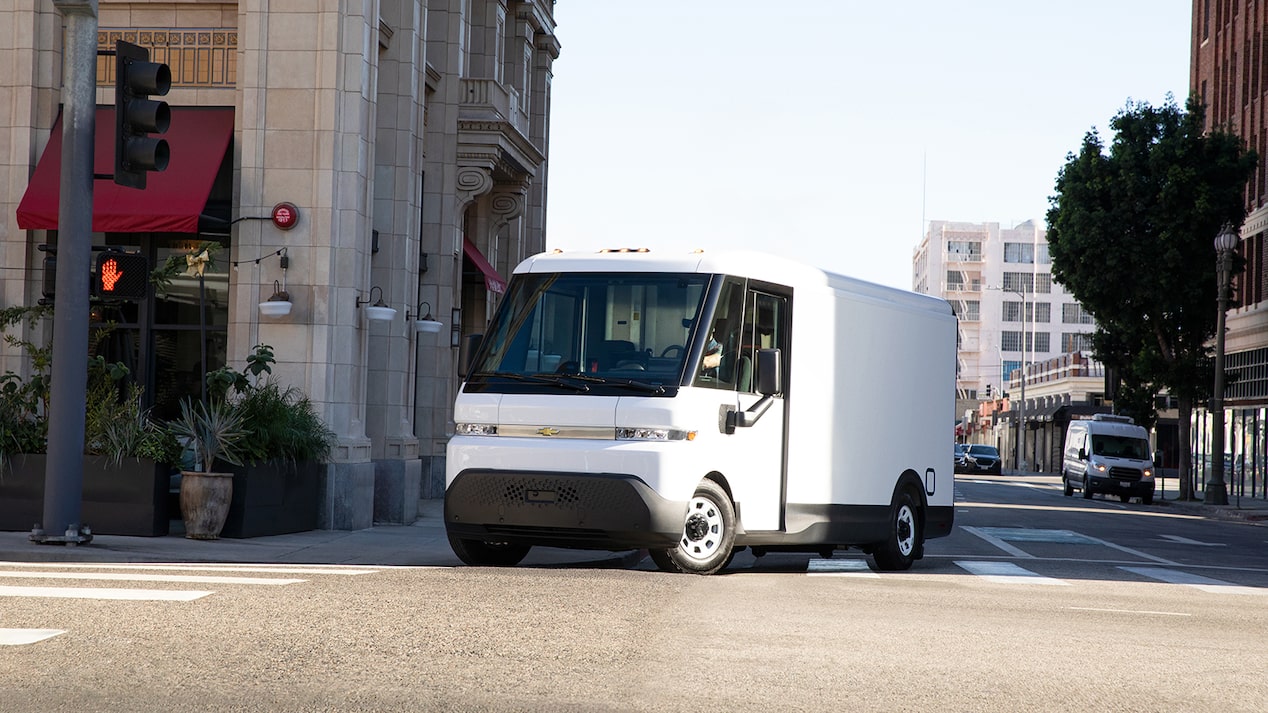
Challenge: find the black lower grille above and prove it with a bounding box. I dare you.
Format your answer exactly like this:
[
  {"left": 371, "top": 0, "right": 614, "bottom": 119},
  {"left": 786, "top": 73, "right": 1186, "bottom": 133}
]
[{"left": 1109, "top": 466, "right": 1142, "bottom": 481}]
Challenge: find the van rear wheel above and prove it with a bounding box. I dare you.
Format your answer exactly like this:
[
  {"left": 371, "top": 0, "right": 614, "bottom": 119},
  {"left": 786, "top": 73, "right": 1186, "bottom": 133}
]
[
  {"left": 650, "top": 480, "right": 736, "bottom": 575},
  {"left": 872, "top": 491, "right": 921, "bottom": 572},
  {"left": 448, "top": 535, "right": 531, "bottom": 567}
]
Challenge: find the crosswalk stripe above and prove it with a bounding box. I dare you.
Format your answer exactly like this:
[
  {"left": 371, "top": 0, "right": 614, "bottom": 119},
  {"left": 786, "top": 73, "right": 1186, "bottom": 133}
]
[
  {"left": 955, "top": 560, "right": 1069, "bottom": 585},
  {"left": 0, "top": 570, "right": 303, "bottom": 586},
  {"left": 806, "top": 559, "right": 879, "bottom": 577},
  {"left": 0, "top": 585, "right": 212, "bottom": 601},
  {"left": 1119, "top": 567, "right": 1268, "bottom": 595},
  {"left": 0, "top": 628, "right": 65, "bottom": 646}
]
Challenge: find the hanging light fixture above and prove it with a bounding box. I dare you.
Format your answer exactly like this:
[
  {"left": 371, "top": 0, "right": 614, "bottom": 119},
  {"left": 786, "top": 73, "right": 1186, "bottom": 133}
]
[
  {"left": 258, "top": 247, "right": 292, "bottom": 317},
  {"left": 406, "top": 300, "right": 443, "bottom": 333},
  {"left": 356, "top": 286, "right": 397, "bottom": 321},
  {"left": 259, "top": 279, "right": 292, "bottom": 317}
]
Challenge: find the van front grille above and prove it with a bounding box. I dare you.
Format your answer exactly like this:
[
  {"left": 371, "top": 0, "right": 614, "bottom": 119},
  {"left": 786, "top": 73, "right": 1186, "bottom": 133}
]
[{"left": 1109, "top": 467, "right": 1142, "bottom": 481}]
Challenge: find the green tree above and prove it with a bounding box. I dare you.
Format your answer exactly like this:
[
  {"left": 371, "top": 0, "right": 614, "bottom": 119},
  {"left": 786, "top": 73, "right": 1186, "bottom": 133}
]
[{"left": 1046, "top": 95, "right": 1256, "bottom": 500}]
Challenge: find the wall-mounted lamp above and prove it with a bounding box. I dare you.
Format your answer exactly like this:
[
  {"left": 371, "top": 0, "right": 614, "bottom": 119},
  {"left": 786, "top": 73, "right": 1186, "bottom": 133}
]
[
  {"left": 406, "top": 300, "right": 443, "bottom": 334},
  {"left": 259, "top": 279, "right": 292, "bottom": 317},
  {"left": 356, "top": 286, "right": 397, "bottom": 322}
]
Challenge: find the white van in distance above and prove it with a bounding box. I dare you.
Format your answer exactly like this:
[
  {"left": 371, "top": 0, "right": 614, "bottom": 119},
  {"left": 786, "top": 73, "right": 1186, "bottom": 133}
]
[
  {"left": 1062, "top": 414, "right": 1156, "bottom": 504},
  {"left": 444, "top": 249, "right": 957, "bottom": 574}
]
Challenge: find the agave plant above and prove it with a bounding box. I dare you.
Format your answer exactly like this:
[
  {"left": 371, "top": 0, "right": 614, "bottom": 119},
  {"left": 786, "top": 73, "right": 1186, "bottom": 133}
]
[{"left": 168, "top": 398, "right": 248, "bottom": 473}]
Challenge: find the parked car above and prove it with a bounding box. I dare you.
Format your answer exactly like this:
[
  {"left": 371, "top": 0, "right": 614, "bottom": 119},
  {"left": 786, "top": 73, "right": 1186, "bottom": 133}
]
[
  {"left": 962, "top": 444, "right": 1002, "bottom": 475},
  {"left": 954, "top": 444, "right": 969, "bottom": 473}
]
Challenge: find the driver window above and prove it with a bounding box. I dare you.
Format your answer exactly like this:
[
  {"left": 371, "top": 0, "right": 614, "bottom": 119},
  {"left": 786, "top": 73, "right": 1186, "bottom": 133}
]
[{"left": 694, "top": 279, "right": 745, "bottom": 390}]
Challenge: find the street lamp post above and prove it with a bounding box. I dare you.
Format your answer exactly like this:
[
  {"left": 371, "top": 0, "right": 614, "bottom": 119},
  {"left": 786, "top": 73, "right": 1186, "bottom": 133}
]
[
  {"left": 991, "top": 285, "right": 1027, "bottom": 471},
  {"left": 1207, "top": 223, "right": 1239, "bottom": 505}
]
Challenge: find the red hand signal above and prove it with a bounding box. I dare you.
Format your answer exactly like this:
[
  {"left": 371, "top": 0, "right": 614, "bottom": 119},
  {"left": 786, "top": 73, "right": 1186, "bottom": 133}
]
[{"left": 100, "top": 258, "right": 122, "bottom": 292}]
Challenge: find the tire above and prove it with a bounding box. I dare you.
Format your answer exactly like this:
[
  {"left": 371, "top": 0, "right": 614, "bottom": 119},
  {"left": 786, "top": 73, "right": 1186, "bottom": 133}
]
[
  {"left": 1142, "top": 492, "right": 1154, "bottom": 505},
  {"left": 1119, "top": 494, "right": 1131, "bottom": 503},
  {"left": 871, "top": 491, "right": 921, "bottom": 572},
  {"left": 1082, "top": 475, "right": 1093, "bottom": 499},
  {"left": 649, "top": 480, "right": 736, "bottom": 575},
  {"left": 1063, "top": 473, "right": 1073, "bottom": 497},
  {"left": 448, "top": 535, "right": 531, "bottom": 567}
]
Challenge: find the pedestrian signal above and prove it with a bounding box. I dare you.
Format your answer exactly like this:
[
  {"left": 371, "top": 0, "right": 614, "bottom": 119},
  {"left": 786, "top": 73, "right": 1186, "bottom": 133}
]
[{"left": 95, "top": 252, "right": 149, "bottom": 300}]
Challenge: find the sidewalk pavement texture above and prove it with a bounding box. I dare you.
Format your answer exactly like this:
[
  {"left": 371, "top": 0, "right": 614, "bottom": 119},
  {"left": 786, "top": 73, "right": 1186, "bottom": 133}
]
[{"left": 0, "top": 474, "right": 1262, "bottom": 567}]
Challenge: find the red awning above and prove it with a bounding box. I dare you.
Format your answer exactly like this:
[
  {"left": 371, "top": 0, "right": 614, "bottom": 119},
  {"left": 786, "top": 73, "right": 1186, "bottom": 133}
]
[
  {"left": 16, "top": 106, "right": 233, "bottom": 233},
  {"left": 463, "top": 237, "right": 507, "bottom": 294}
]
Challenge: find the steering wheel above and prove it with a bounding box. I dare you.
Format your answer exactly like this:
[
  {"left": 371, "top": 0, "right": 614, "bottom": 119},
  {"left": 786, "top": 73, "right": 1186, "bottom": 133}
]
[{"left": 660, "top": 345, "right": 685, "bottom": 358}]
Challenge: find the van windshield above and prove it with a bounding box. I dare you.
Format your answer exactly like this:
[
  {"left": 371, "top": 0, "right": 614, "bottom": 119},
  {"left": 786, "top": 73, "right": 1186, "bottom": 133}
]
[
  {"left": 1090, "top": 435, "right": 1150, "bottom": 460},
  {"left": 468, "top": 272, "right": 713, "bottom": 392}
]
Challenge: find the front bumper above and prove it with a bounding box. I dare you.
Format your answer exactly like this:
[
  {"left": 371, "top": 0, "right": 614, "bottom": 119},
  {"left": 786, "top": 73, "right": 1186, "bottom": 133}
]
[
  {"left": 444, "top": 469, "right": 687, "bottom": 550},
  {"left": 1087, "top": 475, "right": 1155, "bottom": 497}
]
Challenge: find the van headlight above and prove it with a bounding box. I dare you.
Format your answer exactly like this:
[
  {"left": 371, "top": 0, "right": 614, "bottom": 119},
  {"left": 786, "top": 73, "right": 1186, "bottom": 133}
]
[
  {"left": 1143, "top": 468, "right": 1153, "bottom": 478},
  {"left": 1094, "top": 463, "right": 1107, "bottom": 473},
  {"left": 616, "top": 428, "right": 696, "bottom": 441},
  {"left": 454, "top": 423, "right": 498, "bottom": 436}
]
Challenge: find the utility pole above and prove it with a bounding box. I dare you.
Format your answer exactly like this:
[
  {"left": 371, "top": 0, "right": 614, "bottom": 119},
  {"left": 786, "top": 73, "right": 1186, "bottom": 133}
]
[{"left": 32, "top": 0, "right": 98, "bottom": 546}]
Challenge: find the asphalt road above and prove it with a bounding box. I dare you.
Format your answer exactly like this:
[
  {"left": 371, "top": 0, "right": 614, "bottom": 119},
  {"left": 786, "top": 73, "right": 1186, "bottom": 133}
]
[{"left": 2, "top": 474, "right": 1266, "bottom": 712}]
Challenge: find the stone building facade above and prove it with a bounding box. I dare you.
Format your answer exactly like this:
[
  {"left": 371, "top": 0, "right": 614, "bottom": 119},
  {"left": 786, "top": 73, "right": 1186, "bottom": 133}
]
[{"left": 0, "top": 1, "right": 560, "bottom": 527}]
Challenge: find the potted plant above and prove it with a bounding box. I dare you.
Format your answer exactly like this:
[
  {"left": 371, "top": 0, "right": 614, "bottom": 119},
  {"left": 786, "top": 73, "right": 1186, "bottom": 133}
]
[
  {"left": 1, "top": 310, "right": 182, "bottom": 536},
  {"left": 202, "top": 344, "right": 336, "bottom": 537},
  {"left": 167, "top": 397, "right": 248, "bottom": 539}
]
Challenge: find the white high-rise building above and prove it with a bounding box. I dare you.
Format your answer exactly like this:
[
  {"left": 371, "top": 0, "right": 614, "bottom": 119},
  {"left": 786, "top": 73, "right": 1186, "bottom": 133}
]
[{"left": 912, "top": 220, "right": 1096, "bottom": 401}]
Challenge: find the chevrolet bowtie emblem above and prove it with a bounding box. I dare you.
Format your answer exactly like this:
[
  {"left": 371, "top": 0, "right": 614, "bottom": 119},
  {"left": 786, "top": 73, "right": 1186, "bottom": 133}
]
[{"left": 536, "top": 427, "right": 560, "bottom": 437}]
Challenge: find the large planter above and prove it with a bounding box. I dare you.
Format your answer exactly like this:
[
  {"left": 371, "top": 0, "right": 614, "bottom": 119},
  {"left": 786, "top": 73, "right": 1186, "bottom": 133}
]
[
  {"left": 0, "top": 454, "right": 170, "bottom": 536},
  {"left": 179, "top": 471, "right": 234, "bottom": 539},
  {"left": 218, "top": 460, "right": 322, "bottom": 538}
]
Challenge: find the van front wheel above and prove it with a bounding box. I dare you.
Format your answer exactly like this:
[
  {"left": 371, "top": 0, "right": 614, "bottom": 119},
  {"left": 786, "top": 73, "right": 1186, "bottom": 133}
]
[
  {"left": 650, "top": 480, "right": 736, "bottom": 575},
  {"left": 872, "top": 492, "right": 921, "bottom": 571}
]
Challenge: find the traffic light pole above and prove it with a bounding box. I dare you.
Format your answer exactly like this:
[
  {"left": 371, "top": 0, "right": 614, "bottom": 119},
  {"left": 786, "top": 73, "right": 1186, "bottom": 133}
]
[{"left": 34, "top": 0, "right": 98, "bottom": 545}]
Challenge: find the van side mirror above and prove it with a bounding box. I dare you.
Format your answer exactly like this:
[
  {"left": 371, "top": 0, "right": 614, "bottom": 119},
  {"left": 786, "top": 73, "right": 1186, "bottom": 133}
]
[
  {"left": 1078, "top": 447, "right": 1088, "bottom": 461},
  {"left": 756, "top": 348, "right": 781, "bottom": 396},
  {"left": 1153, "top": 449, "right": 1164, "bottom": 468},
  {"left": 458, "top": 333, "right": 483, "bottom": 379}
]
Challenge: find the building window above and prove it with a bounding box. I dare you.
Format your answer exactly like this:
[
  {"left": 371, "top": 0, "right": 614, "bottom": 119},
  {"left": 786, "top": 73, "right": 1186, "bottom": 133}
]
[
  {"left": 1001, "top": 330, "right": 1049, "bottom": 352},
  {"left": 947, "top": 241, "right": 982, "bottom": 261},
  {"left": 1062, "top": 332, "right": 1094, "bottom": 352},
  {"left": 946, "top": 270, "right": 965, "bottom": 290},
  {"left": 1002, "top": 272, "right": 1033, "bottom": 294},
  {"left": 1002, "top": 360, "right": 1022, "bottom": 383},
  {"left": 1035, "top": 274, "right": 1052, "bottom": 293},
  {"left": 1002, "top": 301, "right": 1051, "bottom": 323},
  {"left": 1062, "top": 303, "right": 1094, "bottom": 324},
  {"left": 1004, "top": 243, "right": 1034, "bottom": 263}
]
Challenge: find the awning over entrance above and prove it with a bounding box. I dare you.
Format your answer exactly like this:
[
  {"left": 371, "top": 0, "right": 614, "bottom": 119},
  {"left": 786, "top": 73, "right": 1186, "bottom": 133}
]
[
  {"left": 463, "top": 237, "right": 507, "bottom": 294},
  {"left": 16, "top": 106, "right": 233, "bottom": 233}
]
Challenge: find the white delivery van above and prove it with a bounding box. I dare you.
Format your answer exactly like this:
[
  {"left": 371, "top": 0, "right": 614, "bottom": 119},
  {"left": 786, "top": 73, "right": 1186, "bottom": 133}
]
[
  {"left": 444, "top": 249, "right": 957, "bottom": 574},
  {"left": 1061, "top": 414, "right": 1155, "bottom": 504}
]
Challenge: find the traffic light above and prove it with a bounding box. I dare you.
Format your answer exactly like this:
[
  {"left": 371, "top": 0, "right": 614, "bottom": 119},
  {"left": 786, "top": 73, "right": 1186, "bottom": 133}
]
[
  {"left": 94, "top": 251, "right": 149, "bottom": 300},
  {"left": 114, "top": 40, "right": 171, "bottom": 189}
]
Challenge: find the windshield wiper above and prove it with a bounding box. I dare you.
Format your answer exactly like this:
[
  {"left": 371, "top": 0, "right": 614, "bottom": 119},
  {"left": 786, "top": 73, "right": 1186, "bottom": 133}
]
[
  {"left": 545, "top": 372, "right": 665, "bottom": 394},
  {"left": 475, "top": 371, "right": 589, "bottom": 392}
]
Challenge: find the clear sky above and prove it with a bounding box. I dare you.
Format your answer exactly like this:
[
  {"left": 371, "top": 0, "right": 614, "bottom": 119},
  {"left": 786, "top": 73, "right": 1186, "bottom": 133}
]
[{"left": 544, "top": 1, "right": 1193, "bottom": 290}]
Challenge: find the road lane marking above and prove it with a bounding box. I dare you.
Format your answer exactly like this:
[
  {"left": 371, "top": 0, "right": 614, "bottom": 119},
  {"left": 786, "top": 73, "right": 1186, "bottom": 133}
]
[
  {"left": 961, "top": 527, "right": 1035, "bottom": 558},
  {"left": 1157, "top": 535, "right": 1226, "bottom": 547},
  {"left": 0, "top": 570, "right": 303, "bottom": 586},
  {"left": 1075, "top": 535, "right": 1179, "bottom": 566},
  {"left": 807, "top": 559, "right": 879, "bottom": 577},
  {"left": 0, "top": 585, "right": 211, "bottom": 601},
  {"left": 1066, "top": 607, "right": 1191, "bottom": 617},
  {"left": 0, "top": 628, "right": 66, "bottom": 646},
  {"left": 0, "top": 562, "right": 377, "bottom": 576},
  {"left": 1119, "top": 567, "right": 1268, "bottom": 595},
  {"left": 955, "top": 561, "right": 1069, "bottom": 585}
]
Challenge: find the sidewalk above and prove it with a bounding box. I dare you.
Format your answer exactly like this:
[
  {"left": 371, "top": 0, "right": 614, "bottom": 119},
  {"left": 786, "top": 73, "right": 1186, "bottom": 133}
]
[
  {"left": 1003, "top": 468, "right": 1268, "bottom": 525},
  {"left": 0, "top": 499, "right": 644, "bottom": 568}
]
